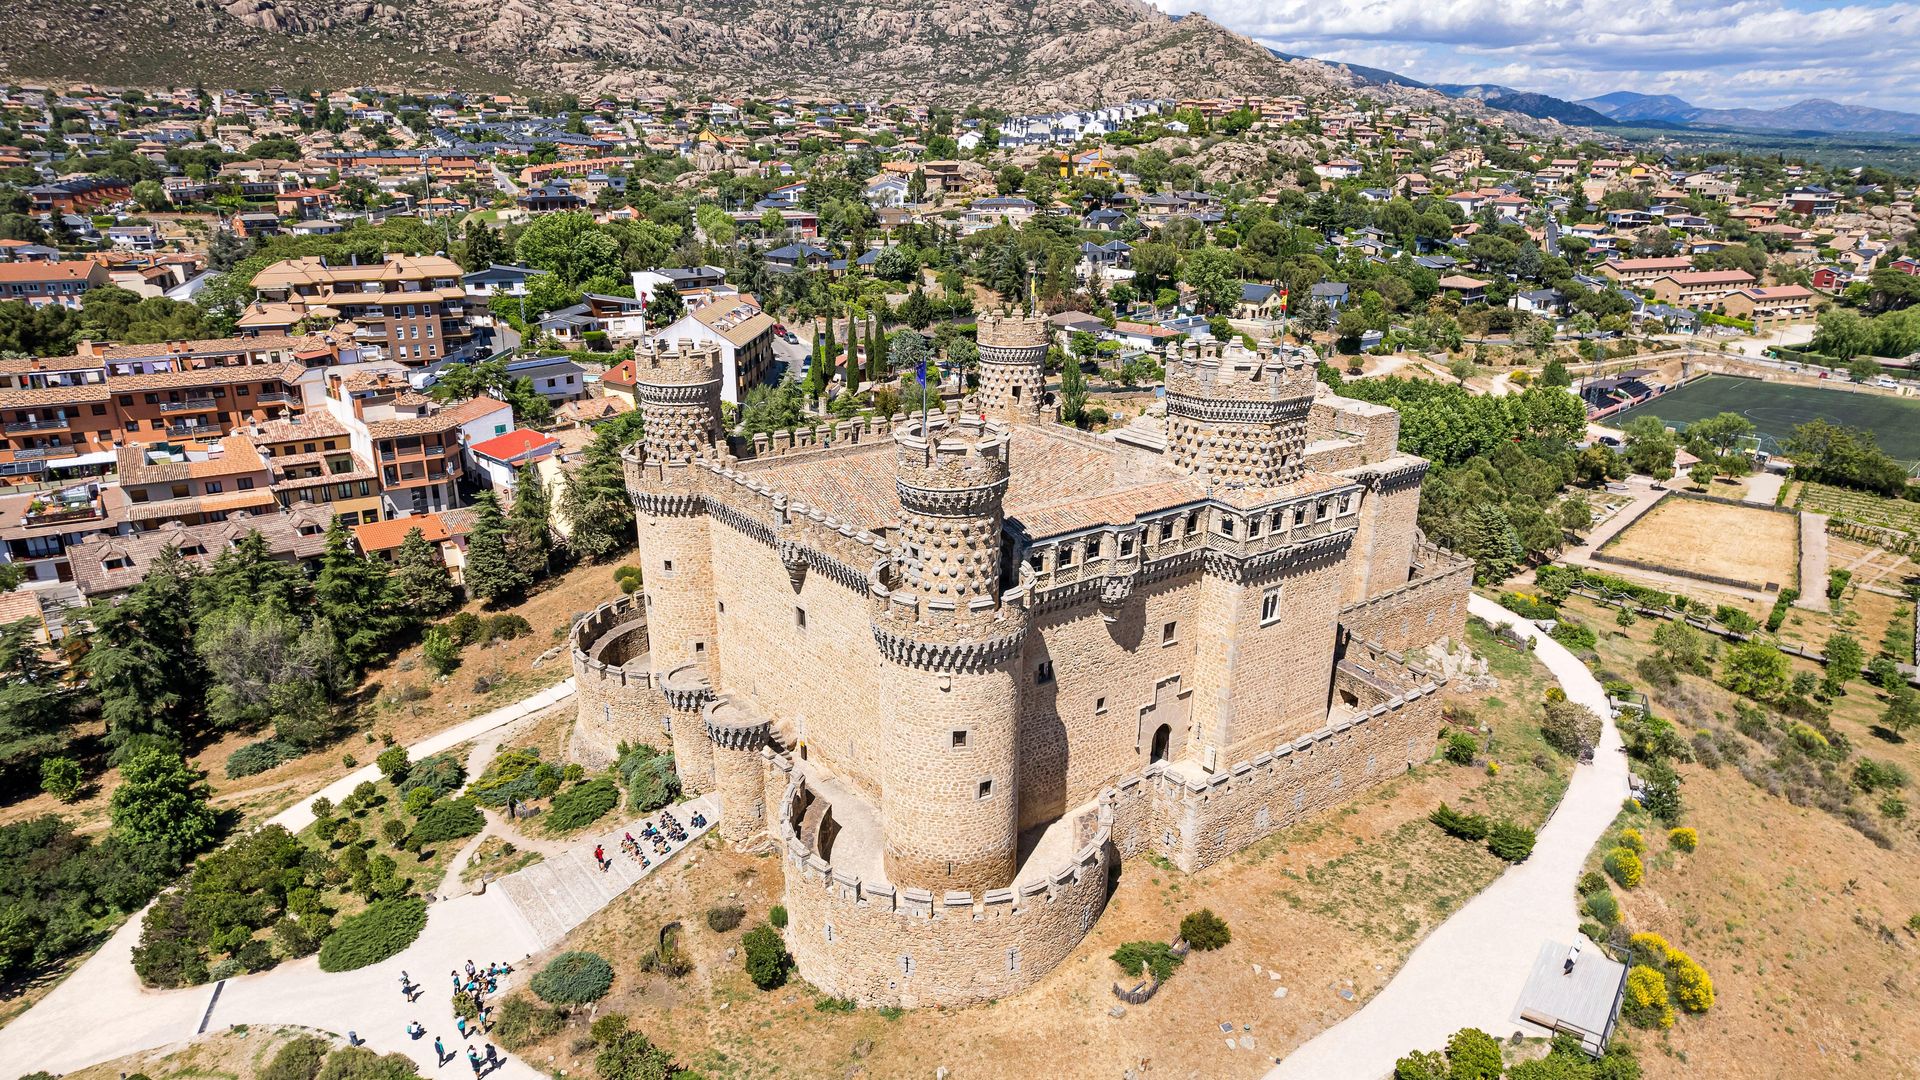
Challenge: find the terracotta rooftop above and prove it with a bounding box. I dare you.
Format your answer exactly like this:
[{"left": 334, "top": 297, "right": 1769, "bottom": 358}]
[{"left": 353, "top": 511, "right": 458, "bottom": 553}]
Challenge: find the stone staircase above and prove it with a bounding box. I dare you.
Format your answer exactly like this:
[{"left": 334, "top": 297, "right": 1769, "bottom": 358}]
[{"left": 496, "top": 794, "right": 719, "bottom": 946}]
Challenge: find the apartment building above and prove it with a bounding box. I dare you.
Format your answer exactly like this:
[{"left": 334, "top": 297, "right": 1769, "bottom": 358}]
[
  {"left": 250, "top": 254, "right": 475, "bottom": 366},
  {"left": 67, "top": 506, "right": 334, "bottom": 598},
  {"left": 1594, "top": 257, "right": 1695, "bottom": 286},
  {"left": 0, "top": 261, "right": 111, "bottom": 308},
  {"left": 321, "top": 367, "right": 512, "bottom": 519},
  {"left": 650, "top": 297, "right": 777, "bottom": 404},
  {"left": 1720, "top": 285, "right": 1817, "bottom": 324},
  {"left": 243, "top": 413, "right": 384, "bottom": 528},
  {"left": 117, "top": 436, "right": 278, "bottom": 531},
  {"left": 1649, "top": 270, "right": 1758, "bottom": 308}
]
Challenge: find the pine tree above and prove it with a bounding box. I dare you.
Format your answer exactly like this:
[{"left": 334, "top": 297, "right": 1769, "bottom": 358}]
[
  {"left": 0, "top": 616, "right": 76, "bottom": 787},
  {"left": 79, "top": 546, "right": 206, "bottom": 755},
  {"left": 195, "top": 531, "right": 309, "bottom": 616},
  {"left": 464, "top": 491, "right": 527, "bottom": 606},
  {"left": 561, "top": 413, "right": 644, "bottom": 561},
  {"left": 507, "top": 465, "right": 553, "bottom": 583},
  {"left": 1463, "top": 504, "right": 1525, "bottom": 585},
  {"left": 384, "top": 526, "right": 456, "bottom": 619},
  {"left": 315, "top": 518, "right": 392, "bottom": 671}
]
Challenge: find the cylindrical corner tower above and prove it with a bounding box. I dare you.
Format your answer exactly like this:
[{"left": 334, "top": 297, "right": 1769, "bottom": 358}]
[
  {"left": 871, "top": 417, "right": 1026, "bottom": 895},
  {"left": 976, "top": 313, "right": 1049, "bottom": 425},
  {"left": 627, "top": 337, "right": 726, "bottom": 797},
  {"left": 1164, "top": 340, "right": 1317, "bottom": 488},
  {"left": 661, "top": 662, "right": 716, "bottom": 793},
  {"left": 704, "top": 697, "right": 772, "bottom": 845}
]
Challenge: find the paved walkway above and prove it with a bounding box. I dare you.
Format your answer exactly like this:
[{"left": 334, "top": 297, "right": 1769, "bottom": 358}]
[
  {"left": 1797, "top": 512, "right": 1830, "bottom": 611},
  {"left": 1270, "top": 593, "right": 1630, "bottom": 1080},
  {"left": 496, "top": 796, "right": 718, "bottom": 945},
  {"left": 1742, "top": 472, "right": 1784, "bottom": 506},
  {"left": 0, "top": 679, "right": 580, "bottom": 1077}
]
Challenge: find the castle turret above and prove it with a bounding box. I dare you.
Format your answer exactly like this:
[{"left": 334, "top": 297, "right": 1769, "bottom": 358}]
[
  {"left": 975, "top": 313, "right": 1049, "bottom": 425},
  {"left": 704, "top": 697, "right": 772, "bottom": 844},
  {"left": 625, "top": 338, "right": 727, "bottom": 795},
  {"left": 1164, "top": 340, "right": 1317, "bottom": 489},
  {"left": 870, "top": 417, "right": 1027, "bottom": 895}
]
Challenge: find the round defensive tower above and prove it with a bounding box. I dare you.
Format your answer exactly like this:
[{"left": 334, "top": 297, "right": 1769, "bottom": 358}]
[
  {"left": 975, "top": 313, "right": 1049, "bottom": 425},
  {"left": 625, "top": 337, "right": 726, "bottom": 796},
  {"left": 1163, "top": 339, "right": 1317, "bottom": 488},
  {"left": 704, "top": 697, "right": 773, "bottom": 844},
  {"left": 870, "top": 416, "right": 1027, "bottom": 895}
]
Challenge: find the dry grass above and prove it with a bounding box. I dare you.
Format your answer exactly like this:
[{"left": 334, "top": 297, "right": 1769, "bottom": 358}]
[
  {"left": 61, "top": 1024, "right": 329, "bottom": 1080},
  {"left": 1603, "top": 497, "right": 1801, "bottom": 591},
  {"left": 1564, "top": 594, "right": 1920, "bottom": 1079},
  {"left": 492, "top": 630, "right": 1573, "bottom": 1079}
]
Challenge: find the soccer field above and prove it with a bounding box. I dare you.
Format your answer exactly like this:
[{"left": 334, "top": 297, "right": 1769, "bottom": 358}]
[{"left": 1611, "top": 374, "right": 1920, "bottom": 463}]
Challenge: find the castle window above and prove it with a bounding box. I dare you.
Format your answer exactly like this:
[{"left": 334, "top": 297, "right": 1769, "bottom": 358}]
[
  {"left": 1246, "top": 517, "right": 1261, "bottom": 538},
  {"left": 1008, "top": 947, "right": 1021, "bottom": 972},
  {"left": 1261, "top": 587, "right": 1282, "bottom": 625},
  {"left": 1087, "top": 536, "right": 1102, "bottom": 558},
  {"left": 1317, "top": 500, "right": 1332, "bottom": 521},
  {"left": 951, "top": 729, "right": 969, "bottom": 749},
  {"left": 1029, "top": 551, "right": 1043, "bottom": 572},
  {"left": 1094, "top": 696, "right": 1107, "bottom": 714},
  {"left": 1119, "top": 535, "right": 1134, "bottom": 557},
  {"left": 1340, "top": 494, "right": 1353, "bottom": 514},
  {"left": 795, "top": 606, "right": 807, "bottom": 630},
  {"left": 901, "top": 955, "right": 914, "bottom": 976},
  {"left": 1059, "top": 545, "right": 1074, "bottom": 566},
  {"left": 1219, "top": 516, "right": 1236, "bottom": 537},
  {"left": 976, "top": 779, "right": 993, "bottom": 800},
  {"left": 1035, "top": 661, "right": 1054, "bottom": 685},
  {"left": 1160, "top": 520, "right": 1175, "bottom": 542},
  {"left": 693, "top": 640, "right": 706, "bottom": 655},
  {"left": 717, "top": 601, "right": 725, "bottom": 613},
  {"left": 824, "top": 922, "right": 834, "bottom": 942},
  {"left": 662, "top": 559, "right": 674, "bottom": 573},
  {"left": 1186, "top": 511, "right": 1200, "bottom": 536},
  {"left": 1161, "top": 621, "right": 1178, "bottom": 646},
  {"left": 1294, "top": 507, "right": 1307, "bottom": 526}
]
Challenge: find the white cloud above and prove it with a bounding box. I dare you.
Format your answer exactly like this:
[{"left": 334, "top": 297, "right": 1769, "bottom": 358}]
[{"left": 1160, "top": 0, "right": 1920, "bottom": 111}]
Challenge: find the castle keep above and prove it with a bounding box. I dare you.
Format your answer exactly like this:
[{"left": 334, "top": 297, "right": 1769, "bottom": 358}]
[{"left": 571, "top": 326, "right": 1471, "bottom": 1006}]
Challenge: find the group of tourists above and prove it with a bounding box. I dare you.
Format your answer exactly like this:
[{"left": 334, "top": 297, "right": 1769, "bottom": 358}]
[{"left": 395, "top": 962, "right": 514, "bottom": 1074}]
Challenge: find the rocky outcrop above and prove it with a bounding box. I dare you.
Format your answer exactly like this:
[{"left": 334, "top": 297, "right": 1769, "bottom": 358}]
[{"left": 0, "top": 0, "right": 1480, "bottom": 115}]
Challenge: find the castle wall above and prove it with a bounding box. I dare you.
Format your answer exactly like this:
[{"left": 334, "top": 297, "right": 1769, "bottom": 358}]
[
  {"left": 1342, "top": 464, "right": 1426, "bottom": 607},
  {"left": 1338, "top": 543, "right": 1474, "bottom": 653},
  {"left": 567, "top": 595, "right": 659, "bottom": 769},
  {"left": 706, "top": 510, "right": 891, "bottom": 804},
  {"left": 1018, "top": 571, "right": 1202, "bottom": 832}
]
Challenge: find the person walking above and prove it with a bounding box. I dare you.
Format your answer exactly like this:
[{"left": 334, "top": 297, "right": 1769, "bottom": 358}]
[
  {"left": 434, "top": 1036, "right": 447, "bottom": 1065},
  {"left": 593, "top": 843, "right": 605, "bottom": 869},
  {"left": 456, "top": 1015, "right": 468, "bottom": 1039},
  {"left": 484, "top": 1044, "right": 499, "bottom": 1066},
  {"left": 467, "top": 1048, "right": 483, "bottom": 1076}
]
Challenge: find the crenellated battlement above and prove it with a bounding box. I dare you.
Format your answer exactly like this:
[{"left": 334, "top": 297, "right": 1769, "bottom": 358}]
[
  {"left": 977, "top": 312, "right": 1051, "bottom": 353},
  {"left": 633, "top": 335, "right": 724, "bottom": 387}
]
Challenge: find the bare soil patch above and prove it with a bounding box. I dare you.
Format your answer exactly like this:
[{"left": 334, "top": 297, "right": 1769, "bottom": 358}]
[{"left": 1604, "top": 497, "right": 1800, "bottom": 591}]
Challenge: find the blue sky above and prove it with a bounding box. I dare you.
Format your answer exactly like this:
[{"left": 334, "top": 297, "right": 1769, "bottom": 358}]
[{"left": 1160, "top": 0, "right": 1920, "bottom": 113}]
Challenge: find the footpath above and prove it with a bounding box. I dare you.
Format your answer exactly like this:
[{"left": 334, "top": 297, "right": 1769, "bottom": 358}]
[
  {"left": 1270, "top": 593, "right": 1630, "bottom": 1080},
  {"left": 0, "top": 679, "right": 583, "bottom": 1077}
]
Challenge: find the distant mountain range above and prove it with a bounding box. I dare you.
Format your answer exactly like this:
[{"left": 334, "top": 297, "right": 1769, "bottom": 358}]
[{"left": 1282, "top": 50, "right": 1920, "bottom": 138}]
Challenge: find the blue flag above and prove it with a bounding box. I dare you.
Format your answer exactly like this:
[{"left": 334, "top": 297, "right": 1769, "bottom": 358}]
[{"left": 916, "top": 357, "right": 927, "bottom": 387}]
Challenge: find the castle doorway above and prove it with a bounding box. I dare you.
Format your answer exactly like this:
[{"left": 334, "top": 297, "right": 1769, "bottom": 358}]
[{"left": 1150, "top": 724, "right": 1171, "bottom": 763}]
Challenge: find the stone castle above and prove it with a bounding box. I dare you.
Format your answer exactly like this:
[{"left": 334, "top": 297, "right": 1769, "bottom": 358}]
[{"left": 569, "top": 319, "right": 1472, "bottom": 1006}]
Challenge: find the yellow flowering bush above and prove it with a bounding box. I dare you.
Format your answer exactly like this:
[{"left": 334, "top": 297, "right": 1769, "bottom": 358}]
[
  {"left": 1486, "top": 760, "right": 1501, "bottom": 777},
  {"left": 1604, "top": 846, "right": 1645, "bottom": 889},
  {"left": 1671, "top": 952, "right": 1715, "bottom": 1013},
  {"left": 1623, "top": 965, "right": 1674, "bottom": 1029},
  {"left": 1668, "top": 826, "right": 1698, "bottom": 852},
  {"left": 1618, "top": 828, "right": 1646, "bottom": 853}
]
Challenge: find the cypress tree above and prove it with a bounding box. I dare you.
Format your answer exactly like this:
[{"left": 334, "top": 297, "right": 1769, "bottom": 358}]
[
  {"left": 315, "top": 517, "right": 393, "bottom": 670},
  {"left": 464, "top": 491, "right": 527, "bottom": 606},
  {"left": 385, "top": 526, "right": 456, "bottom": 619},
  {"left": 507, "top": 465, "right": 552, "bottom": 583}
]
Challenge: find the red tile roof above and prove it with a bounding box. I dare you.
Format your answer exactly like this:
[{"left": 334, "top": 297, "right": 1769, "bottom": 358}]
[{"left": 469, "top": 428, "right": 558, "bottom": 463}]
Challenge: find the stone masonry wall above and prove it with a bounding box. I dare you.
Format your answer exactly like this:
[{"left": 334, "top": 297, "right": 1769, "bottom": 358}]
[
  {"left": 1338, "top": 543, "right": 1474, "bottom": 653},
  {"left": 568, "top": 595, "right": 660, "bottom": 769}
]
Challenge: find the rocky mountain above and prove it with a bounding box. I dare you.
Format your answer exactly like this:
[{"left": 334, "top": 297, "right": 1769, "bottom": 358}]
[
  {"left": 1582, "top": 91, "right": 1920, "bottom": 137},
  {"left": 0, "top": 0, "right": 1459, "bottom": 112}
]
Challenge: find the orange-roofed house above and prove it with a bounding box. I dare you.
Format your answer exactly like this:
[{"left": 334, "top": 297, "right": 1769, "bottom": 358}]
[
  {"left": 469, "top": 428, "right": 560, "bottom": 491},
  {"left": 353, "top": 510, "right": 468, "bottom": 584}
]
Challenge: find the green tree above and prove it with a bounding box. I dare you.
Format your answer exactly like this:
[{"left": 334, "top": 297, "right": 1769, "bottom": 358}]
[
  {"left": 460, "top": 221, "right": 507, "bottom": 272},
  {"left": 0, "top": 617, "right": 77, "bottom": 786},
  {"left": 463, "top": 492, "right": 527, "bottom": 606},
  {"left": 383, "top": 527, "right": 456, "bottom": 618},
  {"left": 1822, "top": 633, "right": 1865, "bottom": 696},
  {"left": 1684, "top": 411, "right": 1755, "bottom": 459},
  {"left": 1541, "top": 358, "right": 1571, "bottom": 387},
  {"left": 1882, "top": 684, "right": 1920, "bottom": 737},
  {"left": 1722, "top": 640, "right": 1790, "bottom": 700},
  {"left": 131, "top": 179, "right": 167, "bottom": 211},
  {"left": 79, "top": 546, "right": 204, "bottom": 753},
  {"left": 315, "top": 519, "right": 393, "bottom": 670},
  {"left": 560, "top": 413, "right": 645, "bottom": 561},
  {"left": 900, "top": 285, "right": 934, "bottom": 330},
  {"left": 1621, "top": 416, "right": 1677, "bottom": 480},
  {"left": 1181, "top": 246, "right": 1241, "bottom": 313},
  {"left": 507, "top": 466, "right": 553, "bottom": 583},
  {"left": 110, "top": 746, "right": 219, "bottom": 869},
  {"left": 1059, "top": 352, "right": 1089, "bottom": 426},
  {"left": 514, "top": 212, "right": 620, "bottom": 286},
  {"left": 422, "top": 628, "right": 461, "bottom": 676},
  {"left": 741, "top": 923, "right": 791, "bottom": 989}
]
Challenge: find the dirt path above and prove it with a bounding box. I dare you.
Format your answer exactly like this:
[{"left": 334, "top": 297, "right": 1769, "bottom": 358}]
[
  {"left": 1797, "top": 513, "right": 1830, "bottom": 611},
  {"left": 1271, "top": 593, "right": 1630, "bottom": 1080}
]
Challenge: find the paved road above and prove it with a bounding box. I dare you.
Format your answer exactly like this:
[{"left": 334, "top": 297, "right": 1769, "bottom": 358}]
[
  {"left": 1271, "top": 593, "right": 1629, "bottom": 1080},
  {"left": 0, "top": 679, "right": 580, "bottom": 1076}
]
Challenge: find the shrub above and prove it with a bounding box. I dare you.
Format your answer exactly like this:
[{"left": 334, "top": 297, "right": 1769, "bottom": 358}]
[
  {"left": 1670, "top": 951, "right": 1715, "bottom": 1013},
  {"left": 226, "top": 740, "right": 300, "bottom": 778},
  {"left": 1623, "top": 965, "right": 1674, "bottom": 1029},
  {"left": 615, "top": 743, "right": 681, "bottom": 813},
  {"left": 1828, "top": 568, "right": 1852, "bottom": 602},
  {"left": 742, "top": 923, "right": 792, "bottom": 989},
  {"left": 447, "top": 611, "right": 483, "bottom": 645},
  {"left": 815, "top": 995, "right": 856, "bottom": 1013},
  {"left": 1853, "top": 758, "right": 1910, "bottom": 793},
  {"left": 546, "top": 777, "right": 620, "bottom": 833},
  {"left": 39, "top": 756, "right": 83, "bottom": 801},
  {"left": 1640, "top": 760, "right": 1686, "bottom": 824},
  {"left": 1668, "top": 827, "right": 1699, "bottom": 852},
  {"left": 1604, "top": 846, "right": 1644, "bottom": 888},
  {"left": 1617, "top": 827, "right": 1646, "bottom": 853},
  {"left": 403, "top": 786, "right": 438, "bottom": 817},
  {"left": 1442, "top": 730, "right": 1477, "bottom": 765},
  {"left": 1443, "top": 1028, "right": 1504, "bottom": 1080},
  {"left": 410, "top": 798, "right": 485, "bottom": 845},
  {"left": 531, "top": 950, "right": 614, "bottom": 1004},
  {"left": 1179, "top": 909, "right": 1230, "bottom": 950},
  {"left": 1486, "top": 820, "right": 1536, "bottom": 863},
  {"left": 492, "top": 993, "right": 564, "bottom": 1051},
  {"left": 469, "top": 749, "right": 560, "bottom": 807},
  {"left": 1430, "top": 803, "right": 1491, "bottom": 841},
  {"left": 1541, "top": 699, "right": 1602, "bottom": 757},
  {"left": 1583, "top": 889, "right": 1620, "bottom": 926},
  {"left": 397, "top": 752, "right": 466, "bottom": 798},
  {"left": 1110, "top": 940, "right": 1183, "bottom": 982},
  {"left": 452, "top": 988, "right": 480, "bottom": 1021},
  {"left": 261, "top": 1036, "right": 331, "bottom": 1080},
  {"left": 1548, "top": 618, "right": 1597, "bottom": 651},
  {"left": 706, "top": 903, "right": 745, "bottom": 933},
  {"left": 483, "top": 613, "right": 532, "bottom": 642},
  {"left": 613, "top": 565, "right": 643, "bottom": 594},
  {"left": 590, "top": 1013, "right": 630, "bottom": 1047},
  {"left": 374, "top": 746, "right": 410, "bottom": 784},
  {"left": 769, "top": 904, "right": 788, "bottom": 929},
  {"left": 422, "top": 628, "right": 461, "bottom": 676},
  {"left": 1576, "top": 870, "right": 1606, "bottom": 895},
  {"left": 316, "top": 898, "right": 427, "bottom": 972}
]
